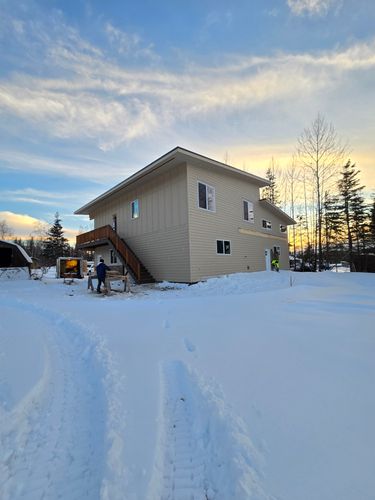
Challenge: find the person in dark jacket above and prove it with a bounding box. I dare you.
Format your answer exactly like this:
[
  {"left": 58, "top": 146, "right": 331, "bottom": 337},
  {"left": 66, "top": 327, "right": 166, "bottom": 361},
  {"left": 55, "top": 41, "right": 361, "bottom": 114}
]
[{"left": 96, "top": 258, "right": 110, "bottom": 293}]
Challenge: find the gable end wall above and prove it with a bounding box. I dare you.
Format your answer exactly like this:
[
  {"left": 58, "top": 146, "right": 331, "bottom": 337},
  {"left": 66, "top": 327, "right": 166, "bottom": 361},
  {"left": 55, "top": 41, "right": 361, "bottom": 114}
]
[{"left": 186, "top": 162, "right": 289, "bottom": 281}]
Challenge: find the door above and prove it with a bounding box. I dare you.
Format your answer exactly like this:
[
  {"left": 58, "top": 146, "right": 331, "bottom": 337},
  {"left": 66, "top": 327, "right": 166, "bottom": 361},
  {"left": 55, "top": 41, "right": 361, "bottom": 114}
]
[
  {"left": 112, "top": 214, "right": 117, "bottom": 232},
  {"left": 265, "top": 248, "right": 271, "bottom": 271}
]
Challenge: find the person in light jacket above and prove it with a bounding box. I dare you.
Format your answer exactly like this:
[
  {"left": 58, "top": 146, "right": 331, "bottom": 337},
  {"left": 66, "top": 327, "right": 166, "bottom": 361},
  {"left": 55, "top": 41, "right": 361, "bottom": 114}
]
[{"left": 96, "top": 258, "right": 110, "bottom": 293}]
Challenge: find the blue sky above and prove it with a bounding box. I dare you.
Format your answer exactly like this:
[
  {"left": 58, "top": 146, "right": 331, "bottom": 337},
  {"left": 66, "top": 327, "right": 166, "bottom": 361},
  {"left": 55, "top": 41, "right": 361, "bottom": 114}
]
[{"left": 1, "top": 0, "right": 375, "bottom": 242}]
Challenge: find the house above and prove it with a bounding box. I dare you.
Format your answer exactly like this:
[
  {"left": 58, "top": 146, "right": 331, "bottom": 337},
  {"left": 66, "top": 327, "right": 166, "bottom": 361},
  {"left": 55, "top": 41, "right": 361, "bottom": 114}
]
[
  {"left": 75, "top": 147, "right": 295, "bottom": 283},
  {"left": 0, "top": 240, "right": 33, "bottom": 280}
]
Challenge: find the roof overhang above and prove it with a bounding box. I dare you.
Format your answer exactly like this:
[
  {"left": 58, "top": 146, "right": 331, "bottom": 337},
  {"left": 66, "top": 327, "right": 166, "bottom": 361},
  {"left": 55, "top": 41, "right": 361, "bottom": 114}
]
[
  {"left": 259, "top": 199, "right": 296, "bottom": 225},
  {"left": 75, "top": 147, "right": 269, "bottom": 215}
]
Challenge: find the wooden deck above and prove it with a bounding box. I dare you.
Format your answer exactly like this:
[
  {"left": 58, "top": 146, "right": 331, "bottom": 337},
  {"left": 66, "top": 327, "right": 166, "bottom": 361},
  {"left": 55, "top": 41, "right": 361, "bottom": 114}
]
[{"left": 76, "top": 225, "right": 155, "bottom": 284}]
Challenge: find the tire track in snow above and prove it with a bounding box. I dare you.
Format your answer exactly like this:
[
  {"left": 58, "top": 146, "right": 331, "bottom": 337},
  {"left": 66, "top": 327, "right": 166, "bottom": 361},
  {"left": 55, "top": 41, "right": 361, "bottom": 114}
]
[
  {"left": 151, "top": 360, "right": 271, "bottom": 500},
  {"left": 161, "top": 361, "right": 208, "bottom": 500},
  {"left": 0, "top": 302, "right": 106, "bottom": 500}
]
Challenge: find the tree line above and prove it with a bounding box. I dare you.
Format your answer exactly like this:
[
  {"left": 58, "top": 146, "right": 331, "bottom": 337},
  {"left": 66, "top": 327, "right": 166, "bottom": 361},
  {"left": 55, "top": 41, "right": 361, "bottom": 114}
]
[
  {"left": 262, "top": 114, "right": 375, "bottom": 271},
  {"left": 1, "top": 213, "right": 76, "bottom": 266},
  {"left": 2, "top": 115, "right": 374, "bottom": 272}
]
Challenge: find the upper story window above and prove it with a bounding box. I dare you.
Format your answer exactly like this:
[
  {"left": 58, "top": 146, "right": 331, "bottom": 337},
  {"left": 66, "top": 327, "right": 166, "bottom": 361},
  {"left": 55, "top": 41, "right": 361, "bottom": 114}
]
[
  {"left": 198, "top": 182, "right": 216, "bottom": 212},
  {"left": 131, "top": 199, "right": 139, "bottom": 219},
  {"left": 243, "top": 200, "right": 254, "bottom": 223},
  {"left": 262, "top": 219, "right": 272, "bottom": 230},
  {"left": 280, "top": 224, "right": 287, "bottom": 233}
]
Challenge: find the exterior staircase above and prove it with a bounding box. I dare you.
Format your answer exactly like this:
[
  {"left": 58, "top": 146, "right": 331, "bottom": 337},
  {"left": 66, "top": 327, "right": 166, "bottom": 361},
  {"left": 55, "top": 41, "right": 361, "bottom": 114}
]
[{"left": 76, "top": 225, "right": 155, "bottom": 284}]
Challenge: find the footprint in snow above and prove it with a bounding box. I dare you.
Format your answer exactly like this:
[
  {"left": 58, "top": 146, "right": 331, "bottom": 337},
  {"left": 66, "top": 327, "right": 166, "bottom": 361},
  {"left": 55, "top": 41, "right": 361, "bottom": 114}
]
[{"left": 183, "top": 337, "right": 197, "bottom": 355}]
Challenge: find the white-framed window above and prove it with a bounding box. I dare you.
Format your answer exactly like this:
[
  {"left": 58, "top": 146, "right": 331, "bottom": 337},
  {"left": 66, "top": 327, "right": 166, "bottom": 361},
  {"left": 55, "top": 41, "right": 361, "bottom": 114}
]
[
  {"left": 243, "top": 200, "right": 254, "bottom": 223},
  {"left": 262, "top": 219, "right": 272, "bottom": 230},
  {"left": 198, "top": 181, "right": 216, "bottom": 212},
  {"left": 131, "top": 199, "right": 139, "bottom": 219},
  {"left": 216, "top": 240, "right": 231, "bottom": 255},
  {"left": 280, "top": 224, "right": 287, "bottom": 233},
  {"left": 110, "top": 249, "right": 118, "bottom": 264}
]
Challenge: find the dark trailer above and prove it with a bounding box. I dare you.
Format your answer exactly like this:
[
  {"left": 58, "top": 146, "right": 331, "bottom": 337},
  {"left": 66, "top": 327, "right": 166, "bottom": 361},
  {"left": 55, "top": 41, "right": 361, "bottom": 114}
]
[{"left": 0, "top": 240, "right": 32, "bottom": 277}]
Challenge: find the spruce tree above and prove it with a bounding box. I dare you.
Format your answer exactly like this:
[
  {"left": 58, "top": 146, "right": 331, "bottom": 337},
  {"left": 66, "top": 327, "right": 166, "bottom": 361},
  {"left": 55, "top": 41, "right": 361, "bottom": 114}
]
[
  {"left": 297, "top": 114, "right": 346, "bottom": 271},
  {"left": 337, "top": 161, "right": 364, "bottom": 270},
  {"left": 351, "top": 193, "right": 369, "bottom": 259},
  {"left": 323, "top": 192, "right": 343, "bottom": 265},
  {"left": 370, "top": 197, "right": 375, "bottom": 251},
  {"left": 262, "top": 158, "right": 280, "bottom": 206},
  {"left": 42, "top": 212, "right": 70, "bottom": 264}
]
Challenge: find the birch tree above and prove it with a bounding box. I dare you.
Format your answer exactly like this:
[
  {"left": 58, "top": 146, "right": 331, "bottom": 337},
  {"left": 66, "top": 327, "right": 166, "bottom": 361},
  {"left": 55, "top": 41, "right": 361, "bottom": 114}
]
[
  {"left": 297, "top": 114, "right": 346, "bottom": 270},
  {"left": 0, "top": 220, "right": 14, "bottom": 240}
]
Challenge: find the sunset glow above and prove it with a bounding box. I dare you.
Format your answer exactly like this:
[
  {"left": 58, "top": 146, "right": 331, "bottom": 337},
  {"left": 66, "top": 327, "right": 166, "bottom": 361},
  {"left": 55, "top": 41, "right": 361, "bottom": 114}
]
[{"left": 1, "top": 0, "right": 374, "bottom": 237}]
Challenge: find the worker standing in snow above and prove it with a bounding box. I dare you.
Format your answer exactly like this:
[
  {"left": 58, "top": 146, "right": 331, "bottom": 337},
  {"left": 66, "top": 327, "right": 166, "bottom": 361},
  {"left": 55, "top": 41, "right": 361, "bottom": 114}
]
[
  {"left": 271, "top": 257, "right": 280, "bottom": 272},
  {"left": 96, "top": 258, "right": 110, "bottom": 293}
]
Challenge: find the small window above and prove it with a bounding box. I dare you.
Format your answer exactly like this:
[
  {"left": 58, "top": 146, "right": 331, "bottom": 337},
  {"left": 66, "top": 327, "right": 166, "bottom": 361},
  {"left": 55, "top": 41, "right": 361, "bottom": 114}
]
[
  {"left": 112, "top": 214, "right": 117, "bottom": 232},
  {"left": 217, "top": 240, "right": 231, "bottom": 255},
  {"left": 262, "top": 219, "right": 272, "bottom": 230},
  {"left": 243, "top": 200, "right": 254, "bottom": 223},
  {"left": 280, "top": 224, "right": 287, "bottom": 233},
  {"left": 131, "top": 199, "right": 139, "bottom": 219},
  {"left": 198, "top": 182, "right": 215, "bottom": 212},
  {"left": 110, "top": 249, "right": 117, "bottom": 264}
]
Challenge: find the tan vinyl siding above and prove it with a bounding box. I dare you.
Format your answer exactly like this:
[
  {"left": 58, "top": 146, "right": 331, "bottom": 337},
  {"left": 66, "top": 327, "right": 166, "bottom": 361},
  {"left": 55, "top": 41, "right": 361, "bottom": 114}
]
[
  {"left": 91, "top": 163, "right": 191, "bottom": 282},
  {"left": 187, "top": 162, "right": 289, "bottom": 281},
  {"left": 125, "top": 226, "right": 189, "bottom": 282}
]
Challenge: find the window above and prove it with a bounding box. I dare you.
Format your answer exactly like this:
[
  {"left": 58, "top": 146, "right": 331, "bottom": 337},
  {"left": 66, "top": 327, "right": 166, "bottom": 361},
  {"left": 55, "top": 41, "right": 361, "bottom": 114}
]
[
  {"left": 273, "top": 246, "right": 281, "bottom": 257},
  {"left": 217, "top": 240, "right": 231, "bottom": 255},
  {"left": 131, "top": 199, "right": 139, "bottom": 219},
  {"left": 198, "top": 182, "right": 215, "bottom": 212},
  {"left": 280, "top": 224, "right": 287, "bottom": 233},
  {"left": 243, "top": 200, "right": 254, "bottom": 223},
  {"left": 262, "top": 219, "right": 272, "bottom": 230},
  {"left": 112, "top": 214, "right": 117, "bottom": 232},
  {"left": 110, "top": 249, "right": 117, "bottom": 264}
]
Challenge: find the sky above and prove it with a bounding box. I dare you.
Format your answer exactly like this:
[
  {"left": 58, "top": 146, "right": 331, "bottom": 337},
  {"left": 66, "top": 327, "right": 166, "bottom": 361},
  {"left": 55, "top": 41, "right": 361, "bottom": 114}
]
[{"left": 1, "top": 0, "right": 375, "bottom": 242}]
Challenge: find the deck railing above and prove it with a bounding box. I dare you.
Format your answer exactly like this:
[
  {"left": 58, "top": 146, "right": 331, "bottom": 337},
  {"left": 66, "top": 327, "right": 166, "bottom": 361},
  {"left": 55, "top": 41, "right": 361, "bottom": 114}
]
[{"left": 76, "top": 225, "right": 144, "bottom": 282}]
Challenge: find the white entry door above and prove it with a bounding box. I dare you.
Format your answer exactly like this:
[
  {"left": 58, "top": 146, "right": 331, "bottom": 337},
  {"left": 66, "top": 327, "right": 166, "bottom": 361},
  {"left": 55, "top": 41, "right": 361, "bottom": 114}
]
[{"left": 265, "top": 248, "right": 271, "bottom": 271}]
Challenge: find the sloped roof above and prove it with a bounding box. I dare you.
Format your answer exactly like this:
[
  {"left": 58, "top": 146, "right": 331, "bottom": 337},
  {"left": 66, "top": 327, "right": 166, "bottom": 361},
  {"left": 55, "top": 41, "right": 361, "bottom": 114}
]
[
  {"left": 0, "top": 240, "right": 33, "bottom": 263},
  {"left": 259, "top": 199, "right": 296, "bottom": 225},
  {"left": 75, "top": 146, "right": 269, "bottom": 215}
]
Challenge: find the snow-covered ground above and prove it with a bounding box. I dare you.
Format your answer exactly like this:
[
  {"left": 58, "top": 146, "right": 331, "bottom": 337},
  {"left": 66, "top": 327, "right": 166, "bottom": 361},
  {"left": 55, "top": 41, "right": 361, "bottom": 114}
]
[{"left": 0, "top": 271, "right": 374, "bottom": 500}]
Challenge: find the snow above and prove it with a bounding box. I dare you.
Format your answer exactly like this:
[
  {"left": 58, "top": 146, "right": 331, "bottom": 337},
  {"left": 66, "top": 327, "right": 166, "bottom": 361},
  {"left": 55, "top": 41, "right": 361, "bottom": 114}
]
[
  {"left": 0, "top": 271, "right": 374, "bottom": 499},
  {"left": 0, "top": 267, "right": 30, "bottom": 280}
]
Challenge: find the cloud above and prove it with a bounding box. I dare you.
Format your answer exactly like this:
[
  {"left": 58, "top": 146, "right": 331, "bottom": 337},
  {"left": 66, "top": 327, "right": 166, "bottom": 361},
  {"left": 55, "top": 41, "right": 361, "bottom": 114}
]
[
  {"left": 105, "top": 23, "right": 159, "bottom": 61},
  {"left": 0, "top": 211, "right": 47, "bottom": 237},
  {"left": 0, "top": 188, "right": 96, "bottom": 208},
  {"left": 2, "top": 32, "right": 375, "bottom": 153},
  {"left": 0, "top": 149, "right": 129, "bottom": 181},
  {"left": 0, "top": 211, "right": 78, "bottom": 243},
  {"left": 287, "top": 0, "right": 340, "bottom": 17},
  {"left": 1, "top": 3, "right": 375, "bottom": 189}
]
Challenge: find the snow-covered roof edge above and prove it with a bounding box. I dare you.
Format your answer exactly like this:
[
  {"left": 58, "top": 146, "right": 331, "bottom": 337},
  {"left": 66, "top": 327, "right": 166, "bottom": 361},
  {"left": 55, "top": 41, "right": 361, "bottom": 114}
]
[{"left": 0, "top": 240, "right": 33, "bottom": 263}]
